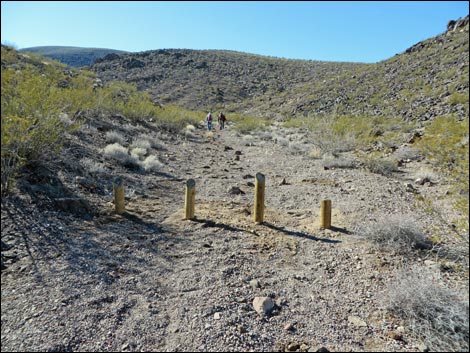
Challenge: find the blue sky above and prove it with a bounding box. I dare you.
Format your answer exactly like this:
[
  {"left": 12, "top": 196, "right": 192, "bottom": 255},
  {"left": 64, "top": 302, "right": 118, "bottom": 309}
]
[{"left": 1, "top": 1, "right": 468, "bottom": 63}]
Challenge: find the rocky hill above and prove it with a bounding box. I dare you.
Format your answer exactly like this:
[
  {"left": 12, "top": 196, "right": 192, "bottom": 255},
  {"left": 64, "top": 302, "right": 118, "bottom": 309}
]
[
  {"left": 90, "top": 16, "right": 469, "bottom": 122},
  {"left": 20, "top": 46, "right": 128, "bottom": 67}
]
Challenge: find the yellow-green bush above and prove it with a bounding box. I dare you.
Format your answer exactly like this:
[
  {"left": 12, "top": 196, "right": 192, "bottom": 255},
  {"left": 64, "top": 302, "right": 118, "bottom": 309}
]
[
  {"left": 230, "top": 113, "right": 269, "bottom": 134},
  {"left": 284, "top": 114, "right": 414, "bottom": 154},
  {"left": 417, "top": 115, "right": 469, "bottom": 228},
  {"left": 154, "top": 105, "right": 202, "bottom": 133},
  {"left": 1, "top": 46, "right": 211, "bottom": 194},
  {"left": 1, "top": 61, "right": 86, "bottom": 189}
]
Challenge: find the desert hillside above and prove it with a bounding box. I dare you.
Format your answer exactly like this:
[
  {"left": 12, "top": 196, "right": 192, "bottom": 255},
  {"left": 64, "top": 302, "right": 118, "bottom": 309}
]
[{"left": 89, "top": 16, "right": 469, "bottom": 122}]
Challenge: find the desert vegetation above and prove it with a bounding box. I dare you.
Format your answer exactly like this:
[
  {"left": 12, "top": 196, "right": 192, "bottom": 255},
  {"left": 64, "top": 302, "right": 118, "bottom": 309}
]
[{"left": 1, "top": 45, "right": 201, "bottom": 195}]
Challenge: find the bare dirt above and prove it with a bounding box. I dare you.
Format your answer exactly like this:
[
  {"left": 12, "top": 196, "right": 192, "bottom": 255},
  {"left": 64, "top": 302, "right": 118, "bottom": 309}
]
[{"left": 1, "top": 117, "right": 468, "bottom": 352}]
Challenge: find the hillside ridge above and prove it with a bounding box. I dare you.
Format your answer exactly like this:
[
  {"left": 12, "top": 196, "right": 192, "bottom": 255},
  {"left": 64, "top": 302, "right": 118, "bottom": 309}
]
[
  {"left": 20, "top": 45, "right": 128, "bottom": 67},
  {"left": 89, "top": 16, "right": 469, "bottom": 121}
]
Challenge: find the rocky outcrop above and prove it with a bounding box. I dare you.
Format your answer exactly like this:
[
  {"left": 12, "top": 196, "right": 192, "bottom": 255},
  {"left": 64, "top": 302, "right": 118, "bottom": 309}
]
[{"left": 447, "top": 15, "right": 469, "bottom": 32}]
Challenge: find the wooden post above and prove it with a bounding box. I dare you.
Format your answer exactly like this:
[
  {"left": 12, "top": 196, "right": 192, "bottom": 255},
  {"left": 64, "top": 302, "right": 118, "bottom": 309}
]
[
  {"left": 254, "top": 173, "right": 265, "bottom": 224},
  {"left": 320, "top": 199, "right": 332, "bottom": 229},
  {"left": 113, "top": 177, "right": 125, "bottom": 214},
  {"left": 185, "top": 179, "right": 196, "bottom": 220}
]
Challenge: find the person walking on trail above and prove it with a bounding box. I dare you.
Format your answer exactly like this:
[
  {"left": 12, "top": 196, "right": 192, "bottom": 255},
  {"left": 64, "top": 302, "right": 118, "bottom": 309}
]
[
  {"left": 218, "top": 112, "right": 226, "bottom": 130},
  {"left": 206, "top": 112, "right": 213, "bottom": 131}
]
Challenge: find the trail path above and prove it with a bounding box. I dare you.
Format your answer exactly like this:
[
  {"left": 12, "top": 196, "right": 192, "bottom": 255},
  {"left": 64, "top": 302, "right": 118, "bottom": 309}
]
[{"left": 1, "top": 121, "right": 467, "bottom": 352}]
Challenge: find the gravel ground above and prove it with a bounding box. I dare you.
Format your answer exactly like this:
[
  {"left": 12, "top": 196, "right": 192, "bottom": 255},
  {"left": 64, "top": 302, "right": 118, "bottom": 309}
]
[{"left": 1, "top": 118, "right": 468, "bottom": 352}]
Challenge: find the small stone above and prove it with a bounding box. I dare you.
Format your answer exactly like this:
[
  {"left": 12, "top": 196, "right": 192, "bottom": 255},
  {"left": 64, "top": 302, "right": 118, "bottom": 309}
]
[
  {"left": 348, "top": 315, "right": 367, "bottom": 327},
  {"left": 249, "top": 279, "right": 260, "bottom": 289},
  {"left": 238, "top": 325, "right": 247, "bottom": 333},
  {"left": 252, "top": 296, "right": 274, "bottom": 315},
  {"left": 417, "top": 343, "right": 430, "bottom": 352},
  {"left": 315, "top": 347, "right": 330, "bottom": 352},
  {"left": 387, "top": 331, "right": 403, "bottom": 341},
  {"left": 287, "top": 342, "right": 300, "bottom": 351},
  {"left": 284, "top": 322, "right": 295, "bottom": 331},
  {"left": 214, "top": 312, "right": 221, "bottom": 320}
]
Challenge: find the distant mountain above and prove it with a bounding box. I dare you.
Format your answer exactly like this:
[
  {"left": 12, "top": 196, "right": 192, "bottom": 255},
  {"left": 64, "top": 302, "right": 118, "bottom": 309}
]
[
  {"left": 90, "top": 15, "right": 469, "bottom": 122},
  {"left": 19, "top": 46, "right": 128, "bottom": 67}
]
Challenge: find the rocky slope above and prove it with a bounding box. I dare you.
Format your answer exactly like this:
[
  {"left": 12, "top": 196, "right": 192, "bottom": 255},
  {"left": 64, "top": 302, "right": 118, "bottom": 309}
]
[{"left": 89, "top": 16, "right": 469, "bottom": 121}]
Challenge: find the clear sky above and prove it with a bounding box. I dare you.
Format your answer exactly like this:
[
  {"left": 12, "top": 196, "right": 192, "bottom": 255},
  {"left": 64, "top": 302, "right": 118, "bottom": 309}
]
[{"left": 1, "top": 1, "right": 468, "bottom": 63}]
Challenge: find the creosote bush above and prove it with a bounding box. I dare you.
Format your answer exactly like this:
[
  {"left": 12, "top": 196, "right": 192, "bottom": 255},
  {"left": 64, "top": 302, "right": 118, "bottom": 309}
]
[{"left": 0, "top": 45, "right": 203, "bottom": 194}]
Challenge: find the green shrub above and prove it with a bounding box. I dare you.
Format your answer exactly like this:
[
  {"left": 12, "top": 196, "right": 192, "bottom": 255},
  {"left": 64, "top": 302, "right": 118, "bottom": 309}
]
[
  {"left": 154, "top": 105, "right": 202, "bottom": 134},
  {"left": 417, "top": 115, "right": 469, "bottom": 224},
  {"left": 231, "top": 113, "right": 269, "bottom": 134},
  {"left": 1, "top": 63, "right": 83, "bottom": 194}
]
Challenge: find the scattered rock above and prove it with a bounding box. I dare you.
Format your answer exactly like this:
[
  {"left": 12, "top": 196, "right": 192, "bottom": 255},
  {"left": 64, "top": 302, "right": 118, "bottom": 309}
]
[
  {"left": 249, "top": 279, "right": 260, "bottom": 289},
  {"left": 228, "top": 186, "right": 245, "bottom": 195},
  {"left": 347, "top": 315, "right": 367, "bottom": 327},
  {"left": 252, "top": 296, "right": 274, "bottom": 315}
]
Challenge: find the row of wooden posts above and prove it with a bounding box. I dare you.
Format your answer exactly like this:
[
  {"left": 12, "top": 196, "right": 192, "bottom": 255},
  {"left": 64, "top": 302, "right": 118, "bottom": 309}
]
[{"left": 113, "top": 173, "right": 332, "bottom": 229}]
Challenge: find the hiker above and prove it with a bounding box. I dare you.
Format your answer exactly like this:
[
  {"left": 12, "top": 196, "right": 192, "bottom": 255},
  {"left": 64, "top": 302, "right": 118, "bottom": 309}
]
[
  {"left": 218, "top": 112, "right": 226, "bottom": 130},
  {"left": 206, "top": 112, "right": 213, "bottom": 131}
]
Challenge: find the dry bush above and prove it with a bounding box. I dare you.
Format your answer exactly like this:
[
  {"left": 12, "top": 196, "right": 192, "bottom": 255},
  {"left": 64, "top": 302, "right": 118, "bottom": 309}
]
[
  {"left": 103, "top": 143, "right": 140, "bottom": 169},
  {"left": 288, "top": 142, "right": 307, "bottom": 156},
  {"left": 138, "top": 133, "right": 166, "bottom": 151},
  {"left": 355, "top": 214, "right": 431, "bottom": 254},
  {"left": 105, "top": 131, "right": 126, "bottom": 144},
  {"left": 380, "top": 265, "right": 469, "bottom": 352},
  {"left": 80, "top": 158, "right": 107, "bottom": 175},
  {"left": 130, "top": 147, "right": 147, "bottom": 159},
  {"left": 131, "top": 138, "right": 151, "bottom": 151},
  {"left": 362, "top": 157, "right": 399, "bottom": 176},
  {"left": 274, "top": 136, "right": 289, "bottom": 147},
  {"left": 322, "top": 156, "right": 358, "bottom": 169},
  {"left": 242, "top": 135, "right": 255, "bottom": 146},
  {"left": 308, "top": 146, "right": 323, "bottom": 159},
  {"left": 142, "top": 155, "right": 163, "bottom": 172}
]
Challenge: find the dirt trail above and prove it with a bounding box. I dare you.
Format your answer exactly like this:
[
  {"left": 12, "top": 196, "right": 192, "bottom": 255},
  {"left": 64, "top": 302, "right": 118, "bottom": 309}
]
[{"left": 1, "top": 121, "right": 467, "bottom": 352}]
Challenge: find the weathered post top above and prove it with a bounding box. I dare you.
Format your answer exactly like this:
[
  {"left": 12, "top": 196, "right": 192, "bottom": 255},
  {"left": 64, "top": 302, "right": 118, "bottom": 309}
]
[{"left": 186, "top": 179, "right": 196, "bottom": 188}]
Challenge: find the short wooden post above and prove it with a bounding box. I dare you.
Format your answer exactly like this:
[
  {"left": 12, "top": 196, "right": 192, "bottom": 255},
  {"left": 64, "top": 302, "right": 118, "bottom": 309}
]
[
  {"left": 320, "top": 199, "right": 332, "bottom": 229},
  {"left": 185, "top": 179, "right": 196, "bottom": 220},
  {"left": 254, "top": 173, "right": 265, "bottom": 224},
  {"left": 113, "top": 177, "right": 125, "bottom": 214}
]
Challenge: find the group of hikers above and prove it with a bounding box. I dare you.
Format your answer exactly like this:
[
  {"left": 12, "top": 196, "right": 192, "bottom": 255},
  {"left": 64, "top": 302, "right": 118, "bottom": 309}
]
[{"left": 206, "top": 111, "right": 226, "bottom": 131}]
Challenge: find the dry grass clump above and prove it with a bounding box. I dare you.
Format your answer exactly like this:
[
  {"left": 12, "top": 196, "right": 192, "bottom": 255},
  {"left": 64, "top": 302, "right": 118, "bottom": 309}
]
[
  {"left": 141, "top": 155, "right": 163, "bottom": 171},
  {"left": 321, "top": 156, "right": 358, "bottom": 169},
  {"left": 130, "top": 147, "right": 147, "bottom": 159},
  {"left": 355, "top": 214, "right": 431, "bottom": 254},
  {"left": 380, "top": 266, "right": 469, "bottom": 352},
  {"left": 308, "top": 146, "right": 323, "bottom": 159},
  {"left": 105, "top": 131, "right": 126, "bottom": 144},
  {"left": 131, "top": 138, "right": 151, "bottom": 151},
  {"left": 80, "top": 158, "right": 107, "bottom": 175},
  {"left": 362, "top": 157, "right": 399, "bottom": 176},
  {"left": 103, "top": 143, "right": 140, "bottom": 169},
  {"left": 103, "top": 143, "right": 163, "bottom": 172}
]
